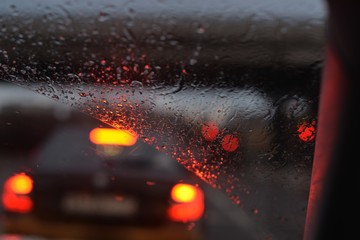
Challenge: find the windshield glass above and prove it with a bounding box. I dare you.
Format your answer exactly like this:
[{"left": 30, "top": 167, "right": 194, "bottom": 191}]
[{"left": 0, "top": 0, "right": 325, "bottom": 239}]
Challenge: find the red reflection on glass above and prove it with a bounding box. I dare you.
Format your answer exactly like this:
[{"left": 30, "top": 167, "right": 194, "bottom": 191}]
[
  {"left": 146, "top": 181, "right": 156, "bottom": 186},
  {"left": 221, "top": 134, "right": 239, "bottom": 152},
  {"left": 297, "top": 121, "right": 316, "bottom": 142},
  {"left": 1, "top": 235, "right": 21, "bottom": 240},
  {"left": 201, "top": 122, "right": 219, "bottom": 141}
]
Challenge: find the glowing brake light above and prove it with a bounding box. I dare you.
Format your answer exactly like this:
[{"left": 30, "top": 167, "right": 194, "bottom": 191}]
[
  {"left": 221, "top": 134, "right": 239, "bottom": 152},
  {"left": 297, "top": 121, "right": 316, "bottom": 142},
  {"left": 5, "top": 174, "right": 33, "bottom": 195},
  {"left": 2, "top": 173, "right": 33, "bottom": 213},
  {"left": 168, "top": 183, "right": 205, "bottom": 222},
  {"left": 89, "top": 128, "right": 138, "bottom": 146},
  {"left": 171, "top": 183, "right": 197, "bottom": 203},
  {"left": 201, "top": 122, "right": 219, "bottom": 141}
]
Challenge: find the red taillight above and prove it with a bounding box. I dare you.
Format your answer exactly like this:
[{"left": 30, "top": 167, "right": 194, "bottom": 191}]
[
  {"left": 168, "top": 183, "right": 205, "bottom": 222},
  {"left": 201, "top": 122, "right": 219, "bottom": 141},
  {"left": 5, "top": 174, "right": 33, "bottom": 195},
  {"left": 2, "top": 173, "right": 33, "bottom": 213},
  {"left": 221, "top": 134, "right": 239, "bottom": 152},
  {"left": 297, "top": 122, "right": 316, "bottom": 142},
  {"left": 2, "top": 193, "right": 33, "bottom": 213}
]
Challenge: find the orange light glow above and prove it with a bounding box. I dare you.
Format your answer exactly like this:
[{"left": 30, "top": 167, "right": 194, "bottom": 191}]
[
  {"left": 168, "top": 184, "right": 204, "bottom": 222},
  {"left": 297, "top": 122, "right": 316, "bottom": 142},
  {"left": 171, "top": 184, "right": 197, "bottom": 203},
  {"left": 201, "top": 122, "right": 219, "bottom": 141},
  {"left": 89, "top": 128, "right": 138, "bottom": 146},
  {"left": 5, "top": 173, "right": 33, "bottom": 195},
  {"left": 221, "top": 134, "right": 239, "bottom": 152}
]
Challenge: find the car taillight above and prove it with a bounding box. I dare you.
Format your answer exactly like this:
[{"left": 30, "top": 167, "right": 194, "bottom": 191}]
[
  {"left": 2, "top": 173, "right": 33, "bottom": 213},
  {"left": 201, "top": 122, "right": 219, "bottom": 141},
  {"left": 221, "top": 134, "right": 239, "bottom": 152},
  {"left": 171, "top": 183, "right": 197, "bottom": 203},
  {"left": 168, "top": 183, "right": 204, "bottom": 222},
  {"left": 297, "top": 121, "right": 316, "bottom": 142},
  {"left": 5, "top": 174, "right": 33, "bottom": 194}
]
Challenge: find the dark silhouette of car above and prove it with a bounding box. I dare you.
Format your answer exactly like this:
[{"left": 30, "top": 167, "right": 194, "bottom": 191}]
[{"left": 2, "top": 124, "right": 205, "bottom": 240}]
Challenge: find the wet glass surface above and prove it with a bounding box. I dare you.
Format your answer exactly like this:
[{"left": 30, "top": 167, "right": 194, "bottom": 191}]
[{"left": 0, "top": 0, "right": 326, "bottom": 239}]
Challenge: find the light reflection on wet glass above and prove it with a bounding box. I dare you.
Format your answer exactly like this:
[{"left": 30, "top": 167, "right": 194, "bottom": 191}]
[{"left": 0, "top": 0, "right": 325, "bottom": 239}]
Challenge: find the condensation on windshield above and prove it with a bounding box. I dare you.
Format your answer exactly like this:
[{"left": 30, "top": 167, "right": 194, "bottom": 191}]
[{"left": 0, "top": 0, "right": 325, "bottom": 239}]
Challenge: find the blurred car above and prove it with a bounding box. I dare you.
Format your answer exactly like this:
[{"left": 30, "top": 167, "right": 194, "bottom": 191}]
[
  {"left": 0, "top": 82, "right": 71, "bottom": 153},
  {"left": 1, "top": 124, "right": 206, "bottom": 240}
]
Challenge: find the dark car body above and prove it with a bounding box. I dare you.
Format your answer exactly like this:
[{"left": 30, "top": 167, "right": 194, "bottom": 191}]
[{"left": 2, "top": 125, "right": 205, "bottom": 240}]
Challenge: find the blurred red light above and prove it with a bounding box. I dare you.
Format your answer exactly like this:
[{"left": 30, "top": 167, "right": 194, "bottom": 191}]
[
  {"left": 168, "top": 184, "right": 204, "bottom": 222},
  {"left": 5, "top": 173, "right": 33, "bottom": 195},
  {"left": 2, "top": 192, "right": 33, "bottom": 213},
  {"left": 297, "top": 122, "right": 316, "bottom": 142},
  {"left": 221, "top": 134, "right": 239, "bottom": 152},
  {"left": 2, "top": 173, "right": 34, "bottom": 213},
  {"left": 201, "top": 122, "right": 219, "bottom": 141}
]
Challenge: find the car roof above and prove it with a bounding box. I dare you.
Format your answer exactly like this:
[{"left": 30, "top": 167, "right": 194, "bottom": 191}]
[{"left": 33, "top": 125, "right": 178, "bottom": 174}]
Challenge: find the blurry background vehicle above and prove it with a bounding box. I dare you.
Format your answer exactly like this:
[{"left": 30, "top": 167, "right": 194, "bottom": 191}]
[
  {"left": 2, "top": 125, "right": 205, "bottom": 240},
  {"left": 0, "top": 82, "right": 259, "bottom": 240}
]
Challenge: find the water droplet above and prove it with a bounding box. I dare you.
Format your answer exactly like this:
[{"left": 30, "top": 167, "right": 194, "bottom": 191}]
[
  {"left": 280, "top": 27, "right": 288, "bottom": 34},
  {"left": 187, "top": 222, "right": 196, "bottom": 231},
  {"left": 146, "top": 181, "right": 156, "bottom": 186},
  {"left": 102, "top": 98, "right": 108, "bottom": 104},
  {"left": 189, "top": 59, "right": 197, "bottom": 65},
  {"left": 197, "top": 26, "right": 205, "bottom": 34},
  {"left": 130, "top": 81, "right": 143, "bottom": 87},
  {"left": 97, "top": 12, "right": 110, "bottom": 22}
]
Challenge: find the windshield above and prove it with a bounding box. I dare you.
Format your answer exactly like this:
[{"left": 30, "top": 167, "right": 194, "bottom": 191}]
[{"left": 0, "top": 0, "right": 325, "bottom": 239}]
